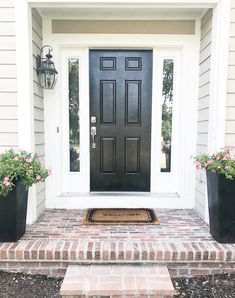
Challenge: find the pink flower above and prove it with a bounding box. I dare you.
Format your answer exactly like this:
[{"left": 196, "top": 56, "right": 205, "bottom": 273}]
[
  {"left": 37, "top": 156, "right": 42, "bottom": 161},
  {"left": 223, "top": 153, "right": 230, "bottom": 159},
  {"left": 2, "top": 177, "right": 11, "bottom": 186},
  {"left": 3, "top": 180, "right": 11, "bottom": 186},
  {"left": 204, "top": 160, "right": 214, "bottom": 168},
  {"left": 225, "top": 166, "right": 231, "bottom": 170},
  {"left": 26, "top": 157, "right": 33, "bottom": 163},
  {"left": 195, "top": 161, "right": 201, "bottom": 169},
  {"left": 14, "top": 156, "right": 19, "bottom": 161},
  {"left": 216, "top": 155, "right": 220, "bottom": 161},
  {"left": 36, "top": 175, "right": 41, "bottom": 181},
  {"left": 2, "top": 177, "right": 10, "bottom": 186},
  {"left": 47, "top": 167, "right": 52, "bottom": 175},
  {"left": 227, "top": 146, "right": 233, "bottom": 151}
]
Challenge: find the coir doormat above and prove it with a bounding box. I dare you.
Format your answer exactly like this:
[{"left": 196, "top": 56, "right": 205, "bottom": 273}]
[{"left": 83, "top": 208, "right": 159, "bottom": 225}]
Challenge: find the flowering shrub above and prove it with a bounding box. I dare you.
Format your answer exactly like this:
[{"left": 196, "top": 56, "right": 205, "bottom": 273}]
[
  {"left": 0, "top": 149, "right": 51, "bottom": 197},
  {"left": 194, "top": 146, "right": 235, "bottom": 180}
]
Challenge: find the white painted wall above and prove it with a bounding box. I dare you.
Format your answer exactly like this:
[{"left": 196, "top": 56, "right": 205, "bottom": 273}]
[{"left": 0, "top": 0, "right": 18, "bottom": 152}]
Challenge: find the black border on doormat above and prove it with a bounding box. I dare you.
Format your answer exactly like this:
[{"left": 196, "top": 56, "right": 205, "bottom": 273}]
[{"left": 83, "top": 208, "right": 160, "bottom": 225}]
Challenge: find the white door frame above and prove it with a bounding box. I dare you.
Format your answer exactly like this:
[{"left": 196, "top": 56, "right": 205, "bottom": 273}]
[
  {"left": 50, "top": 45, "right": 184, "bottom": 193},
  {"left": 43, "top": 27, "right": 198, "bottom": 208},
  {"left": 15, "top": 0, "right": 231, "bottom": 216}
]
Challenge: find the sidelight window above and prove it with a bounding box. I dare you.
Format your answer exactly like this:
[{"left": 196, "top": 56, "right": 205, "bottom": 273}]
[
  {"left": 160, "top": 59, "right": 174, "bottom": 172},
  {"left": 68, "top": 58, "right": 80, "bottom": 172}
]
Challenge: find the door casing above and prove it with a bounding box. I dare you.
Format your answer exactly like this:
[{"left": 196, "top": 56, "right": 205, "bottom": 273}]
[
  {"left": 44, "top": 33, "right": 199, "bottom": 211},
  {"left": 57, "top": 45, "right": 190, "bottom": 196}
]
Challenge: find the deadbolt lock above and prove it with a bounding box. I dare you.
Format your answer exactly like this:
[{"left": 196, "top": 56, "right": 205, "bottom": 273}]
[{"left": 91, "top": 116, "right": 96, "bottom": 123}]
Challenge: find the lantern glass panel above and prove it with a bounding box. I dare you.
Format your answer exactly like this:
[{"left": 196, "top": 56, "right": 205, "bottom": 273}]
[{"left": 38, "top": 69, "right": 57, "bottom": 89}]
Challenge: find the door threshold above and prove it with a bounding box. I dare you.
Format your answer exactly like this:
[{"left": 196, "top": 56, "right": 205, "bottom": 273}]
[
  {"left": 60, "top": 192, "right": 179, "bottom": 198},
  {"left": 50, "top": 193, "right": 186, "bottom": 209},
  {"left": 90, "top": 192, "right": 150, "bottom": 196}
]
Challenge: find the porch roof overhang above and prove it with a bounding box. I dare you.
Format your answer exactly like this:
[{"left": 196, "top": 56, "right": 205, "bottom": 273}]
[
  {"left": 29, "top": 0, "right": 219, "bottom": 8},
  {"left": 30, "top": 0, "right": 219, "bottom": 20}
]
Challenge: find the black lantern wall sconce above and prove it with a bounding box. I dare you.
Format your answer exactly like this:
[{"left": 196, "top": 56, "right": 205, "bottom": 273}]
[{"left": 36, "top": 45, "right": 58, "bottom": 89}]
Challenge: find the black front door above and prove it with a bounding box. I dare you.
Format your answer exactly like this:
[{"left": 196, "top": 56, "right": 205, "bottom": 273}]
[{"left": 90, "top": 50, "right": 152, "bottom": 191}]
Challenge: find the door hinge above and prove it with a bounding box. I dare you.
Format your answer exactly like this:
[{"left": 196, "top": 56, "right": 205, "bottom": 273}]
[{"left": 56, "top": 127, "right": 59, "bottom": 133}]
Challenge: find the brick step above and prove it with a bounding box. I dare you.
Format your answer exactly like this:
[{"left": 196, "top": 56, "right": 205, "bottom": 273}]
[{"left": 60, "top": 264, "right": 175, "bottom": 298}]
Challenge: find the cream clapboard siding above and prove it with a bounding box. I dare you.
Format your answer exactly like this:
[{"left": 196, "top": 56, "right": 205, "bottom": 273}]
[
  {"left": 32, "top": 8, "right": 46, "bottom": 217},
  {"left": 195, "top": 9, "right": 212, "bottom": 219},
  {"left": 0, "top": 0, "right": 18, "bottom": 152},
  {"left": 226, "top": 1, "right": 235, "bottom": 146}
]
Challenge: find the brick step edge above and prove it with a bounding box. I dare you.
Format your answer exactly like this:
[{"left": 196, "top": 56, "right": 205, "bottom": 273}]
[{"left": 1, "top": 240, "right": 234, "bottom": 263}]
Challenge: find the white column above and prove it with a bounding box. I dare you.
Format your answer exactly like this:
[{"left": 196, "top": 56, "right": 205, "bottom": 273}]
[
  {"left": 206, "top": 0, "right": 231, "bottom": 223},
  {"left": 209, "top": 0, "right": 230, "bottom": 152},
  {"left": 15, "top": 1, "right": 37, "bottom": 224}
]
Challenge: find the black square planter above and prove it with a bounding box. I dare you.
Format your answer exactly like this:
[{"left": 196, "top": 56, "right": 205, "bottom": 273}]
[
  {"left": 206, "top": 170, "right": 235, "bottom": 243},
  {"left": 0, "top": 181, "right": 28, "bottom": 242}
]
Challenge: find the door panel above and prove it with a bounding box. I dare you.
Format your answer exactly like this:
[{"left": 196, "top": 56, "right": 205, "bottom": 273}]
[
  {"left": 100, "top": 81, "right": 116, "bottom": 125},
  {"left": 100, "top": 137, "right": 116, "bottom": 174},
  {"left": 90, "top": 50, "right": 152, "bottom": 191},
  {"left": 125, "top": 80, "right": 141, "bottom": 124},
  {"left": 125, "top": 137, "right": 140, "bottom": 174}
]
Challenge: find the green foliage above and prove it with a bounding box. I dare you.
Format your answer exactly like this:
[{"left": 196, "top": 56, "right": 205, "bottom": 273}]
[
  {"left": 194, "top": 146, "right": 235, "bottom": 180},
  {"left": 162, "top": 60, "right": 174, "bottom": 102},
  {"left": 69, "top": 60, "right": 80, "bottom": 145},
  {"left": 161, "top": 59, "right": 173, "bottom": 154},
  {"left": 0, "top": 149, "right": 50, "bottom": 197},
  {"left": 161, "top": 103, "right": 172, "bottom": 144}
]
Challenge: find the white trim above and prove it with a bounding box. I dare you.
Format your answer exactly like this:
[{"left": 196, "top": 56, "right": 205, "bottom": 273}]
[
  {"left": 151, "top": 49, "right": 181, "bottom": 193},
  {"left": 43, "top": 27, "right": 199, "bottom": 208},
  {"left": 29, "top": 0, "right": 219, "bottom": 9},
  {"left": 42, "top": 12, "right": 204, "bottom": 21},
  {"left": 29, "top": 0, "right": 219, "bottom": 3},
  {"left": 60, "top": 48, "right": 90, "bottom": 193},
  {"left": 15, "top": 1, "right": 37, "bottom": 224},
  {"left": 46, "top": 194, "right": 193, "bottom": 209}
]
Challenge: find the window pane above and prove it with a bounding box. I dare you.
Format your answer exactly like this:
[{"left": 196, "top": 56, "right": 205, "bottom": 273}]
[
  {"left": 68, "top": 58, "right": 80, "bottom": 172},
  {"left": 161, "top": 59, "right": 174, "bottom": 172}
]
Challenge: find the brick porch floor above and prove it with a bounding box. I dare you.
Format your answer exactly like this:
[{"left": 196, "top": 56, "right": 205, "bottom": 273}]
[{"left": 0, "top": 209, "right": 235, "bottom": 278}]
